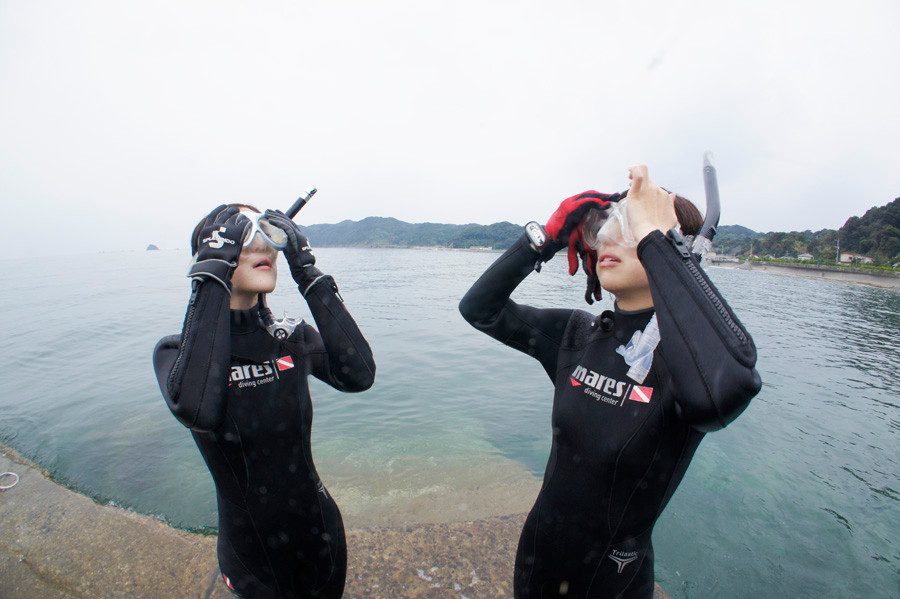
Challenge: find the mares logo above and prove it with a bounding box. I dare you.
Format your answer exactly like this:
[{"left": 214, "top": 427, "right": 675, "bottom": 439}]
[
  {"left": 571, "top": 365, "right": 628, "bottom": 396},
  {"left": 229, "top": 356, "right": 293, "bottom": 389},
  {"left": 607, "top": 549, "right": 639, "bottom": 574},
  {"left": 570, "top": 365, "right": 654, "bottom": 406}
]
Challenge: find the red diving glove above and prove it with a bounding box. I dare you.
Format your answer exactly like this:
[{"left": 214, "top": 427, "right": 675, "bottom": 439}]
[{"left": 546, "top": 191, "right": 620, "bottom": 304}]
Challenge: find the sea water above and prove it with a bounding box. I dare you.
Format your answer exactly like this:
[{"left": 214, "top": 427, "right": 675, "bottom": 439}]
[{"left": 1, "top": 248, "right": 897, "bottom": 598}]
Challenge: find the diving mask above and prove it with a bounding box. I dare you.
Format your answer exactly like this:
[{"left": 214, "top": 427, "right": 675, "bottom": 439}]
[
  {"left": 583, "top": 200, "right": 638, "bottom": 250},
  {"left": 241, "top": 211, "right": 288, "bottom": 250}
]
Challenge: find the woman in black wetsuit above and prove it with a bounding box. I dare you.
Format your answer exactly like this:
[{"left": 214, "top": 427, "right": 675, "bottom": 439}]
[
  {"left": 459, "top": 166, "right": 761, "bottom": 598},
  {"left": 153, "top": 204, "right": 375, "bottom": 599}
]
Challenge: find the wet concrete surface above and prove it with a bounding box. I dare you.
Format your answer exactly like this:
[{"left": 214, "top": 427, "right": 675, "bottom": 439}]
[
  {"left": 0, "top": 446, "right": 220, "bottom": 599},
  {"left": 0, "top": 446, "right": 670, "bottom": 598}
]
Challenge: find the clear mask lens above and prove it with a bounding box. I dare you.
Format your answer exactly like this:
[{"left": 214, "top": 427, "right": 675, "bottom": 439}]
[
  {"left": 584, "top": 201, "right": 637, "bottom": 250},
  {"left": 242, "top": 213, "right": 288, "bottom": 250}
]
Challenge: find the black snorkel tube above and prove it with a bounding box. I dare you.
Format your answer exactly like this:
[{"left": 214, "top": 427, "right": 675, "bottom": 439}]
[
  {"left": 258, "top": 186, "right": 318, "bottom": 328},
  {"left": 286, "top": 186, "right": 318, "bottom": 219},
  {"left": 693, "top": 151, "right": 721, "bottom": 260}
]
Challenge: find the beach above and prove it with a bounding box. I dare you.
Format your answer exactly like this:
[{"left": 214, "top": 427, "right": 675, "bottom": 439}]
[{"left": 0, "top": 443, "right": 671, "bottom": 599}]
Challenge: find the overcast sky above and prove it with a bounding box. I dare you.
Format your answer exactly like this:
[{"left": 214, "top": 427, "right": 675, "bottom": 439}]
[{"left": 2, "top": 0, "right": 898, "bottom": 256}]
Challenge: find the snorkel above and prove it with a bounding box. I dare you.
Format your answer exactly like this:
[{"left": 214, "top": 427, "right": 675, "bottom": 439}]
[
  {"left": 257, "top": 186, "right": 318, "bottom": 332},
  {"left": 286, "top": 186, "right": 318, "bottom": 219},
  {"left": 692, "top": 151, "right": 721, "bottom": 260}
]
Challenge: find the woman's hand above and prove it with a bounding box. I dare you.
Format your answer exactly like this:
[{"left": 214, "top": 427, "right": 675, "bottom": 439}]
[
  {"left": 188, "top": 205, "right": 252, "bottom": 291},
  {"left": 263, "top": 209, "right": 321, "bottom": 291},
  {"left": 195, "top": 205, "right": 251, "bottom": 263},
  {"left": 625, "top": 165, "right": 677, "bottom": 241}
]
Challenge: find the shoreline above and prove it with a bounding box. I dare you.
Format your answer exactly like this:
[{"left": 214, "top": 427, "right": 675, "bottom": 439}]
[
  {"left": 0, "top": 442, "right": 672, "bottom": 598},
  {"left": 709, "top": 259, "right": 900, "bottom": 289}
]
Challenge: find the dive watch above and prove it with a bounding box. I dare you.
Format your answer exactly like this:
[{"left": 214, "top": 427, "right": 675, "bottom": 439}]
[{"left": 525, "top": 221, "right": 549, "bottom": 251}]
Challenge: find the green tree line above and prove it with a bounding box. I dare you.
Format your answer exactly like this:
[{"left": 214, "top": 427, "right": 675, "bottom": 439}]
[{"left": 714, "top": 197, "right": 900, "bottom": 266}]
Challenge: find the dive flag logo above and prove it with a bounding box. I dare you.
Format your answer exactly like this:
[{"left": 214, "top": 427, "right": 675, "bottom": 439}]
[
  {"left": 628, "top": 385, "right": 653, "bottom": 403},
  {"left": 276, "top": 356, "right": 294, "bottom": 371}
]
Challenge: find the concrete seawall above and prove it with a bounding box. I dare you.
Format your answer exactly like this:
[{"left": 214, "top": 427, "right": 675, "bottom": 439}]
[
  {"left": 710, "top": 261, "right": 900, "bottom": 290},
  {"left": 1, "top": 444, "right": 671, "bottom": 598}
]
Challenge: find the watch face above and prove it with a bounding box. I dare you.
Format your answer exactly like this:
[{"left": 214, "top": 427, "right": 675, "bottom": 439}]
[{"left": 526, "top": 222, "right": 547, "bottom": 248}]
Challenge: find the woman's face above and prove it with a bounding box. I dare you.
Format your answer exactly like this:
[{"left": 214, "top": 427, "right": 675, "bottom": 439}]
[
  {"left": 595, "top": 233, "right": 653, "bottom": 311},
  {"left": 229, "top": 210, "right": 278, "bottom": 307}
]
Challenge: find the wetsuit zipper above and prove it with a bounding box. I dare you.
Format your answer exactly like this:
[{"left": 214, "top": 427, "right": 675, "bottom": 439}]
[
  {"left": 667, "top": 231, "right": 748, "bottom": 345},
  {"left": 168, "top": 284, "right": 199, "bottom": 393}
]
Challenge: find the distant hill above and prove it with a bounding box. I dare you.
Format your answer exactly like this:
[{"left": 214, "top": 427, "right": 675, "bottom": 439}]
[
  {"left": 295, "top": 197, "right": 900, "bottom": 266},
  {"left": 713, "top": 225, "right": 760, "bottom": 256},
  {"left": 717, "top": 224, "right": 758, "bottom": 237},
  {"left": 301, "top": 216, "right": 522, "bottom": 250}
]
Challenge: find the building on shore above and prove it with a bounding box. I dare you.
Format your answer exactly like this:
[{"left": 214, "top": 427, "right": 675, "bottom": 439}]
[{"left": 840, "top": 252, "right": 874, "bottom": 265}]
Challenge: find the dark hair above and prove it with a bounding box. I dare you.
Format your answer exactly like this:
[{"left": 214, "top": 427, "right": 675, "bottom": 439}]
[
  {"left": 674, "top": 195, "right": 702, "bottom": 237},
  {"left": 190, "top": 203, "right": 260, "bottom": 255}
]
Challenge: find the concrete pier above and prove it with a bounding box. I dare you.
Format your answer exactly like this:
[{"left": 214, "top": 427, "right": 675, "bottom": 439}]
[{"left": 0, "top": 445, "right": 670, "bottom": 598}]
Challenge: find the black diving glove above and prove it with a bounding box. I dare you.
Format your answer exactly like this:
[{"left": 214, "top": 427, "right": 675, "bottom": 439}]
[
  {"left": 188, "top": 205, "right": 251, "bottom": 292},
  {"left": 264, "top": 209, "right": 329, "bottom": 296}
]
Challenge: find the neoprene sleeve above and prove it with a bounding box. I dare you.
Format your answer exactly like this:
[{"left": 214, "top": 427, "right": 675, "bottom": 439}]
[
  {"left": 302, "top": 276, "right": 376, "bottom": 393},
  {"left": 637, "top": 230, "right": 760, "bottom": 431},
  {"left": 458, "top": 235, "right": 572, "bottom": 379},
  {"left": 154, "top": 280, "right": 233, "bottom": 431}
]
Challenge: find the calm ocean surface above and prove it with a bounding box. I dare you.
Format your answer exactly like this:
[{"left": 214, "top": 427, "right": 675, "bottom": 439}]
[{"left": 1, "top": 248, "right": 898, "bottom": 598}]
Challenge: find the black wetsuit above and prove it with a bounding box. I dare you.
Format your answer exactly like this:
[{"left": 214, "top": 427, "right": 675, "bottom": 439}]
[
  {"left": 153, "top": 276, "right": 375, "bottom": 599},
  {"left": 459, "top": 231, "right": 761, "bottom": 598}
]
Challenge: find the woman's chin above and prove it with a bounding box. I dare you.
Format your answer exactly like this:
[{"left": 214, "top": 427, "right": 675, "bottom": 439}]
[{"left": 233, "top": 270, "right": 278, "bottom": 295}]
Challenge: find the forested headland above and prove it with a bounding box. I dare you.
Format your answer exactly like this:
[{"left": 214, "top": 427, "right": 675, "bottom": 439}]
[
  {"left": 300, "top": 197, "right": 900, "bottom": 267},
  {"left": 301, "top": 217, "right": 522, "bottom": 250},
  {"left": 714, "top": 197, "right": 900, "bottom": 267}
]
